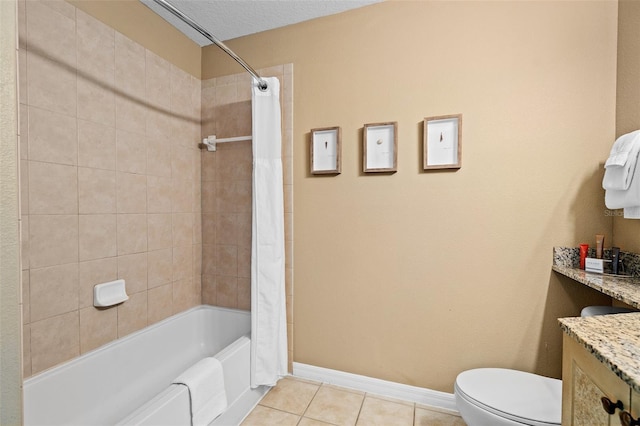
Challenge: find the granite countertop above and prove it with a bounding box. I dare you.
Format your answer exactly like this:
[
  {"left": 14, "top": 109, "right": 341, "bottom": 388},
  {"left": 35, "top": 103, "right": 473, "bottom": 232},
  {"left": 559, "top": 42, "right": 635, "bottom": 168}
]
[
  {"left": 554, "top": 247, "right": 640, "bottom": 391},
  {"left": 559, "top": 313, "right": 640, "bottom": 393},
  {"left": 552, "top": 265, "right": 640, "bottom": 309},
  {"left": 552, "top": 247, "right": 640, "bottom": 309}
]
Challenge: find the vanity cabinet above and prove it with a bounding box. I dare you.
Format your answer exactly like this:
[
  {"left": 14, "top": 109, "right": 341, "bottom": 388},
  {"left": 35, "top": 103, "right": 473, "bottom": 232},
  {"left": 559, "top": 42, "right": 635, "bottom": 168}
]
[
  {"left": 555, "top": 247, "right": 640, "bottom": 425},
  {"left": 563, "top": 334, "right": 636, "bottom": 425},
  {"left": 630, "top": 390, "right": 640, "bottom": 426}
]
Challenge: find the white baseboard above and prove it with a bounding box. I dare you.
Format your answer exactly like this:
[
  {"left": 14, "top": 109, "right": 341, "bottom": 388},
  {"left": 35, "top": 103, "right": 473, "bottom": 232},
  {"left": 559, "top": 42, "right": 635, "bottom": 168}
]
[{"left": 292, "top": 362, "right": 458, "bottom": 415}]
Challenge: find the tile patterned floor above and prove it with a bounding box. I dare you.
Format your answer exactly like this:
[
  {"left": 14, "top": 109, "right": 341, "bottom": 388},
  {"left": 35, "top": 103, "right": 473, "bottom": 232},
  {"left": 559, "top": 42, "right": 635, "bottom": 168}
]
[{"left": 241, "top": 376, "right": 467, "bottom": 426}]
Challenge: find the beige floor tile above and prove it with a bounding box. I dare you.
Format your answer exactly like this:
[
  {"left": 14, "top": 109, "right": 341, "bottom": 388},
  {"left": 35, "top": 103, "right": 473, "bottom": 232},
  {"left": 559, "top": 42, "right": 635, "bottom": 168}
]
[
  {"left": 299, "top": 417, "right": 335, "bottom": 426},
  {"left": 241, "top": 405, "right": 300, "bottom": 426},
  {"left": 259, "top": 376, "right": 320, "bottom": 415},
  {"left": 304, "top": 385, "right": 365, "bottom": 426},
  {"left": 245, "top": 379, "right": 464, "bottom": 426},
  {"left": 321, "top": 383, "right": 365, "bottom": 396},
  {"left": 414, "top": 407, "right": 467, "bottom": 426},
  {"left": 356, "top": 395, "right": 414, "bottom": 426},
  {"left": 365, "top": 393, "right": 414, "bottom": 407}
]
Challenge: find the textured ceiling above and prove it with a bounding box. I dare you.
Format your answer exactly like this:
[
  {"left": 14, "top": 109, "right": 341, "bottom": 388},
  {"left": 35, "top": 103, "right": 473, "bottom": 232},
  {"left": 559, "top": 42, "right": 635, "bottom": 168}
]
[{"left": 141, "top": 0, "right": 382, "bottom": 44}]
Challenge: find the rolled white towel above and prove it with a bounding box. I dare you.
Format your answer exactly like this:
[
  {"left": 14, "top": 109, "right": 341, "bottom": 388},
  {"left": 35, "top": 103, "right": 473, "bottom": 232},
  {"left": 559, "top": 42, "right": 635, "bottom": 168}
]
[{"left": 603, "top": 130, "right": 640, "bottom": 190}]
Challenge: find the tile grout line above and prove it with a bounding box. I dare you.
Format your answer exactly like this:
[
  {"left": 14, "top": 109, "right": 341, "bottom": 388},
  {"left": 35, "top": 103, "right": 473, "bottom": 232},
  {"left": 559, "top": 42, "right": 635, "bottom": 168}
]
[
  {"left": 251, "top": 377, "right": 462, "bottom": 426},
  {"left": 252, "top": 378, "right": 320, "bottom": 425},
  {"left": 352, "top": 392, "right": 366, "bottom": 426},
  {"left": 298, "top": 381, "right": 322, "bottom": 421},
  {"left": 253, "top": 403, "right": 302, "bottom": 421},
  {"left": 296, "top": 382, "right": 334, "bottom": 425}
]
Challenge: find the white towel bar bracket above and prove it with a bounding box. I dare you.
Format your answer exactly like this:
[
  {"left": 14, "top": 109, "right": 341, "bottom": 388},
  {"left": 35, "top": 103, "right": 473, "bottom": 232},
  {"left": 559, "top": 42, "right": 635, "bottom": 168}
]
[{"left": 201, "top": 135, "right": 252, "bottom": 152}]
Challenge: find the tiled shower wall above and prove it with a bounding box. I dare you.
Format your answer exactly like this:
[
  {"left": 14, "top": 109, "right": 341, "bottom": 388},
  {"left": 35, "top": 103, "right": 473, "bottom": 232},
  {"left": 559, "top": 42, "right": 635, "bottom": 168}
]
[
  {"left": 201, "top": 66, "right": 294, "bottom": 370},
  {"left": 19, "top": 0, "right": 202, "bottom": 377}
]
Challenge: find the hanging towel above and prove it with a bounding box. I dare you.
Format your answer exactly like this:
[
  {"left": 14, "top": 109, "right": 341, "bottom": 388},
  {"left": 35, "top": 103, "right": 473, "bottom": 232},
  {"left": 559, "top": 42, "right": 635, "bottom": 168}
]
[
  {"left": 603, "top": 130, "right": 640, "bottom": 190},
  {"left": 172, "top": 358, "right": 227, "bottom": 426},
  {"left": 250, "top": 76, "right": 288, "bottom": 388},
  {"left": 625, "top": 206, "right": 640, "bottom": 219},
  {"left": 605, "top": 149, "right": 640, "bottom": 211},
  {"left": 605, "top": 171, "right": 640, "bottom": 210}
]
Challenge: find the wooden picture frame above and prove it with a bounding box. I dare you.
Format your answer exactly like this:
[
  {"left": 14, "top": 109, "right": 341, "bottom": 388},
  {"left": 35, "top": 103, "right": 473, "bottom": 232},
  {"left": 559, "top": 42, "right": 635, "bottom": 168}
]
[
  {"left": 423, "top": 114, "right": 462, "bottom": 170},
  {"left": 310, "top": 127, "right": 341, "bottom": 175},
  {"left": 363, "top": 122, "right": 397, "bottom": 173}
]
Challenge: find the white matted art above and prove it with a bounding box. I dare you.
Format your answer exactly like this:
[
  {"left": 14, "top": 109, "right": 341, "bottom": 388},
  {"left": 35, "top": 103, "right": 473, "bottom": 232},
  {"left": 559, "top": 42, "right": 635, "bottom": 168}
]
[
  {"left": 423, "top": 114, "right": 462, "bottom": 170},
  {"left": 310, "top": 127, "right": 341, "bottom": 175},
  {"left": 363, "top": 122, "right": 397, "bottom": 173}
]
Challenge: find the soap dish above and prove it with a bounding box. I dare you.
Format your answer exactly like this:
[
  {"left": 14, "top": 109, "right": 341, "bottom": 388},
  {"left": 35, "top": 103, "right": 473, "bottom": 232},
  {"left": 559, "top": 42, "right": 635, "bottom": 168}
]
[{"left": 94, "top": 279, "right": 128, "bottom": 307}]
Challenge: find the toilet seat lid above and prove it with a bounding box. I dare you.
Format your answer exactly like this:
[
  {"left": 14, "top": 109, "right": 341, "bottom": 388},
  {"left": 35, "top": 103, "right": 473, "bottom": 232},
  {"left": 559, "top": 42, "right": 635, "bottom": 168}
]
[{"left": 455, "top": 368, "right": 561, "bottom": 425}]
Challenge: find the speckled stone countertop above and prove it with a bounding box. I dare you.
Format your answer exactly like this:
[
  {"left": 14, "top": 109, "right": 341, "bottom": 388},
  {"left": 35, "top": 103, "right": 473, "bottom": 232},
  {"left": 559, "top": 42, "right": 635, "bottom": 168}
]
[
  {"left": 559, "top": 313, "right": 640, "bottom": 393},
  {"left": 555, "top": 247, "right": 640, "bottom": 392},
  {"left": 553, "top": 247, "right": 640, "bottom": 309}
]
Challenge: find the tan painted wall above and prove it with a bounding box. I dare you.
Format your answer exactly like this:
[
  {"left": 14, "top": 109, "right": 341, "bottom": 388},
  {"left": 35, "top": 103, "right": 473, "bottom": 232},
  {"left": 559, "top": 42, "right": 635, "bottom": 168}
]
[
  {"left": 69, "top": 0, "right": 201, "bottom": 78},
  {"left": 614, "top": 0, "right": 640, "bottom": 251},
  {"left": 203, "top": 1, "right": 617, "bottom": 392}
]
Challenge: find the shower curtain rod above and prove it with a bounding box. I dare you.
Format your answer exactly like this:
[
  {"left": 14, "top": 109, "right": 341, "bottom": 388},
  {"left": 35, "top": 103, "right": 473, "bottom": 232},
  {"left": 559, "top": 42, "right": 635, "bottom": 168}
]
[{"left": 151, "top": 0, "right": 268, "bottom": 91}]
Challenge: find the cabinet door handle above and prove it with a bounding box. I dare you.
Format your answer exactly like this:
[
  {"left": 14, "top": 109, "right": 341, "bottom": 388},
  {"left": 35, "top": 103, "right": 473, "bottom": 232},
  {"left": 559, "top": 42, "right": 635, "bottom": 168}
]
[
  {"left": 601, "top": 397, "right": 624, "bottom": 414},
  {"left": 620, "top": 410, "right": 640, "bottom": 426}
]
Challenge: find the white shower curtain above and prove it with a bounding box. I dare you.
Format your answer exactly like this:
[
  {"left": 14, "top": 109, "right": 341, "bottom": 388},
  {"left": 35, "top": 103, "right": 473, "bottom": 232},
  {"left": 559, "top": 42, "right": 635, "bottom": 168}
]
[{"left": 250, "top": 77, "right": 287, "bottom": 388}]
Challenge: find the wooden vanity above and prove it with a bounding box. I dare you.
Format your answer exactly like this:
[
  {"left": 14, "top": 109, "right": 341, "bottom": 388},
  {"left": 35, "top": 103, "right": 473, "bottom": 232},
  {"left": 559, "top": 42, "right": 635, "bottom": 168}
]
[
  {"left": 554, "top": 248, "right": 640, "bottom": 425},
  {"left": 560, "top": 314, "right": 640, "bottom": 425}
]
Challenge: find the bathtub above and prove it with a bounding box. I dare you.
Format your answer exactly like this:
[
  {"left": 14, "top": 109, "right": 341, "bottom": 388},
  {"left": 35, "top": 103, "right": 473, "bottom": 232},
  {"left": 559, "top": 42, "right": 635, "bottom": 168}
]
[{"left": 23, "top": 305, "right": 269, "bottom": 426}]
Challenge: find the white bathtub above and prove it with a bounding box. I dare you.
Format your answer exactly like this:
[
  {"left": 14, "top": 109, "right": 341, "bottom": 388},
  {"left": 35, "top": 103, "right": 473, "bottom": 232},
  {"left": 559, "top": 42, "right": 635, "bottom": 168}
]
[{"left": 24, "top": 305, "right": 269, "bottom": 426}]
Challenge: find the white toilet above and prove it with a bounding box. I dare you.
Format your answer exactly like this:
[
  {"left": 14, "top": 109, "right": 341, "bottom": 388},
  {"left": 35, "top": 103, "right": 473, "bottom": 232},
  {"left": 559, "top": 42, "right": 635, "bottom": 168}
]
[{"left": 454, "top": 368, "right": 561, "bottom": 426}]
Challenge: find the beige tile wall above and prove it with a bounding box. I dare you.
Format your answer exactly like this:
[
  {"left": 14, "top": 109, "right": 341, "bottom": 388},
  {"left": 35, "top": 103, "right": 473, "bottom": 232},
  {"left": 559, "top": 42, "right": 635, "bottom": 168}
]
[
  {"left": 19, "top": 0, "right": 202, "bottom": 377},
  {"left": 201, "top": 65, "right": 294, "bottom": 370}
]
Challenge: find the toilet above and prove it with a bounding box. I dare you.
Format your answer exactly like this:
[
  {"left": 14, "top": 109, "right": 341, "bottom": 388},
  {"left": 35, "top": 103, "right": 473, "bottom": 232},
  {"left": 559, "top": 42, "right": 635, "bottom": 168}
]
[
  {"left": 454, "top": 306, "right": 633, "bottom": 425},
  {"left": 580, "top": 305, "right": 636, "bottom": 317},
  {"left": 454, "top": 368, "right": 561, "bottom": 426}
]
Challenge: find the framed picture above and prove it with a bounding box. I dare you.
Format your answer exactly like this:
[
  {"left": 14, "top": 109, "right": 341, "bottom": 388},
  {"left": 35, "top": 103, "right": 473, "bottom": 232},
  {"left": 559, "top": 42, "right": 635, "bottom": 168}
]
[
  {"left": 310, "top": 127, "right": 341, "bottom": 175},
  {"left": 363, "top": 122, "right": 397, "bottom": 173},
  {"left": 423, "top": 114, "right": 462, "bottom": 170}
]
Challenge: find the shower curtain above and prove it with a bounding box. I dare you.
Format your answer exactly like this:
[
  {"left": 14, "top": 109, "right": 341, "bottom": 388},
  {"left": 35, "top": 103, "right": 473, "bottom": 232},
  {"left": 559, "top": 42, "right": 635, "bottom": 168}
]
[{"left": 250, "top": 77, "right": 287, "bottom": 388}]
